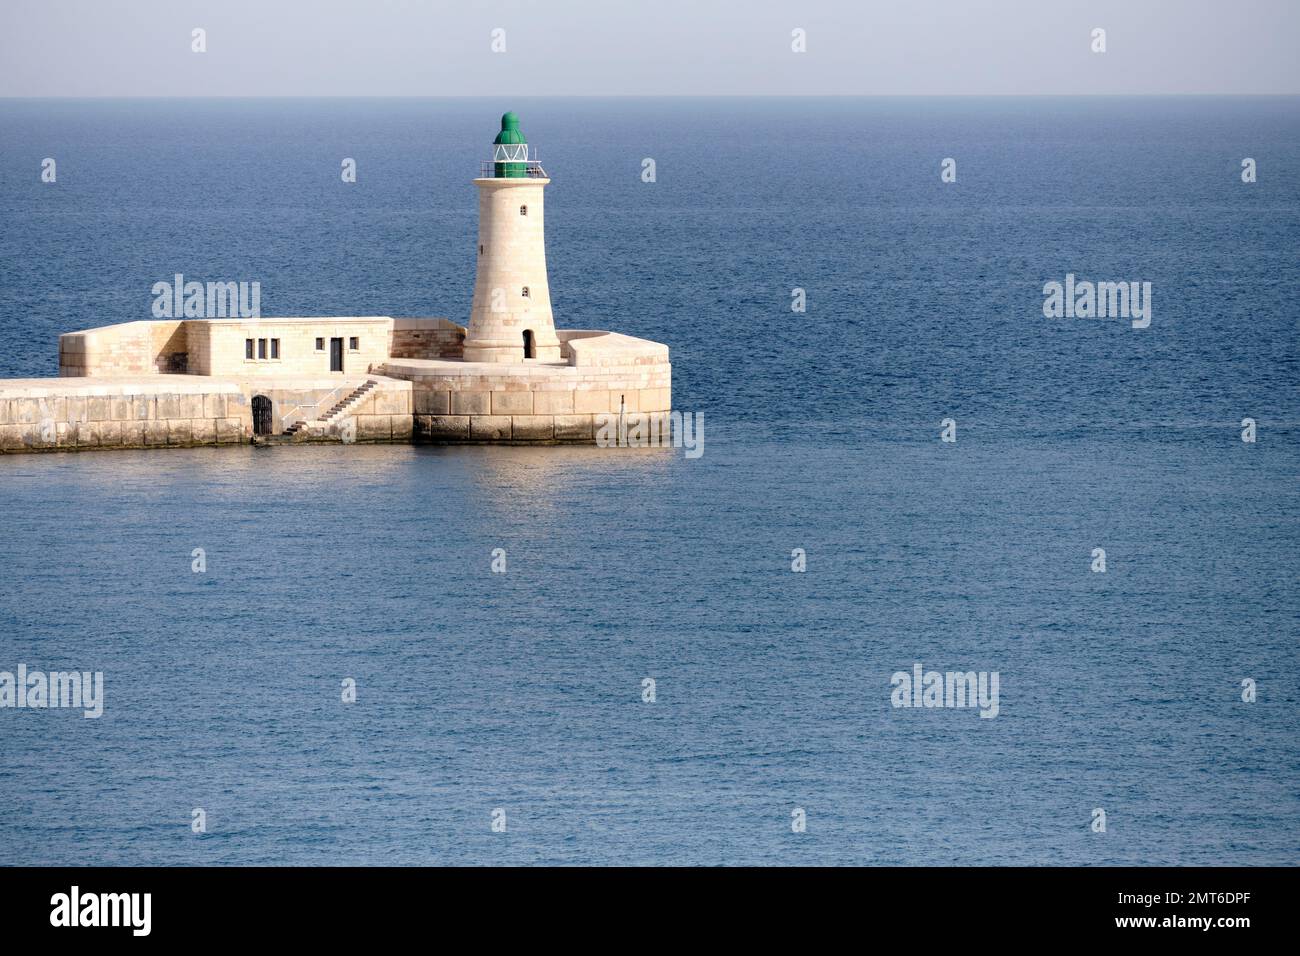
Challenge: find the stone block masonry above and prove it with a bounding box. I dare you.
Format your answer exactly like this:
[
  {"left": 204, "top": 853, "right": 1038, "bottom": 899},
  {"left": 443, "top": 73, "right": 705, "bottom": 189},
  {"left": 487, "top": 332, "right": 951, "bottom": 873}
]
[
  {"left": 0, "top": 377, "right": 250, "bottom": 453},
  {"left": 381, "top": 330, "right": 672, "bottom": 445},
  {"left": 59, "top": 320, "right": 188, "bottom": 377},
  {"left": 415, "top": 411, "right": 668, "bottom": 444},
  {"left": 388, "top": 318, "right": 466, "bottom": 361}
]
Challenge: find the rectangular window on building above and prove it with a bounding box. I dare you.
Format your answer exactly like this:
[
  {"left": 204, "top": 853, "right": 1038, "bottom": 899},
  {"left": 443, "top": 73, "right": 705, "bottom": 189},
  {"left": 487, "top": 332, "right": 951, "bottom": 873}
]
[
  {"left": 245, "top": 339, "right": 254, "bottom": 359},
  {"left": 315, "top": 337, "right": 324, "bottom": 351},
  {"left": 349, "top": 337, "right": 359, "bottom": 351},
  {"left": 271, "top": 338, "right": 280, "bottom": 359},
  {"left": 258, "top": 338, "right": 267, "bottom": 359}
]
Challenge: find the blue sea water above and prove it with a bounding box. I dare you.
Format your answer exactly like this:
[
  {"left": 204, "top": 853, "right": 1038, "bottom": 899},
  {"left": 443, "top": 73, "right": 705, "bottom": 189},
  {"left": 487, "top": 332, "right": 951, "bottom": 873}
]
[{"left": 0, "top": 98, "right": 1297, "bottom": 865}]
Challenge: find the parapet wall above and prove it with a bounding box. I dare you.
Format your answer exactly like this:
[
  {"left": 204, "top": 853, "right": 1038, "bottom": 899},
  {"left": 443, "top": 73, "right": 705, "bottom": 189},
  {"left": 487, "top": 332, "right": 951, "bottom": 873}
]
[
  {"left": 559, "top": 330, "right": 669, "bottom": 367},
  {"left": 59, "top": 321, "right": 188, "bottom": 376}
]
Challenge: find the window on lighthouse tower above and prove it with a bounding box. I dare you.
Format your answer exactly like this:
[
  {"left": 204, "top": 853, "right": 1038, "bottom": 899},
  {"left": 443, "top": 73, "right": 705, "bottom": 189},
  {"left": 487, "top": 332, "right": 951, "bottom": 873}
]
[
  {"left": 523, "top": 330, "right": 535, "bottom": 359},
  {"left": 520, "top": 205, "right": 527, "bottom": 216},
  {"left": 521, "top": 286, "right": 530, "bottom": 297}
]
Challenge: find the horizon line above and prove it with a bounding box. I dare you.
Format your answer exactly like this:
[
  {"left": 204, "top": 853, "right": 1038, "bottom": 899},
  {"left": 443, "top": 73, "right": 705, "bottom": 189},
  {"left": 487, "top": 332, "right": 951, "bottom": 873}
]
[{"left": 4, "top": 92, "right": 1300, "bottom": 100}]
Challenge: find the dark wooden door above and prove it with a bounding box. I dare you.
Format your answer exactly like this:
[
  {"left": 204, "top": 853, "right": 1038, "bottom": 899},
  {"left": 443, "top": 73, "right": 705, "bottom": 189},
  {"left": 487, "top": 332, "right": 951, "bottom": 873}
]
[
  {"left": 252, "top": 395, "right": 273, "bottom": 435},
  {"left": 330, "top": 337, "right": 344, "bottom": 372}
]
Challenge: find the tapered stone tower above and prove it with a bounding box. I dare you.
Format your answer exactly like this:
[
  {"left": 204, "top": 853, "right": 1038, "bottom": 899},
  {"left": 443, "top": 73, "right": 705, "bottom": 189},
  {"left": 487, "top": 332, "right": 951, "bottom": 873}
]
[{"left": 463, "top": 112, "right": 562, "bottom": 363}]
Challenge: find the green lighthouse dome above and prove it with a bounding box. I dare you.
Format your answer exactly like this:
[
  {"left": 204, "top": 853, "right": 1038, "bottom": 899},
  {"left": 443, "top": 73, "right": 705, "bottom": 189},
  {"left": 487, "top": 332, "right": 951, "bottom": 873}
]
[
  {"left": 493, "top": 112, "right": 528, "bottom": 178},
  {"left": 495, "top": 112, "right": 524, "bottom": 144}
]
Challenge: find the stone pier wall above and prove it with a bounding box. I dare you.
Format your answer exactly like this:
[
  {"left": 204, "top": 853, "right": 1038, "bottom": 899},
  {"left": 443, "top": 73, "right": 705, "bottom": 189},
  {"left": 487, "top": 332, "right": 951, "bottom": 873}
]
[
  {"left": 0, "top": 377, "right": 249, "bottom": 453},
  {"left": 380, "top": 332, "right": 672, "bottom": 444},
  {"left": 0, "top": 375, "right": 418, "bottom": 453},
  {"left": 408, "top": 375, "right": 672, "bottom": 443}
]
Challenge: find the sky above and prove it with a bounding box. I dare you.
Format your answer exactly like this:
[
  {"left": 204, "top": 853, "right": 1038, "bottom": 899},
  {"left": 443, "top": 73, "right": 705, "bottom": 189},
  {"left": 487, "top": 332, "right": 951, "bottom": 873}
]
[{"left": 1, "top": 0, "right": 1298, "bottom": 97}]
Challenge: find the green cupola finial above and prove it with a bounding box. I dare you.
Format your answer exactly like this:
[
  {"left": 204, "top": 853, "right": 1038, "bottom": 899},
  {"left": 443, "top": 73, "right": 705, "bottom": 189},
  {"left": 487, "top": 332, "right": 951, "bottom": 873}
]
[{"left": 492, "top": 111, "right": 528, "bottom": 177}]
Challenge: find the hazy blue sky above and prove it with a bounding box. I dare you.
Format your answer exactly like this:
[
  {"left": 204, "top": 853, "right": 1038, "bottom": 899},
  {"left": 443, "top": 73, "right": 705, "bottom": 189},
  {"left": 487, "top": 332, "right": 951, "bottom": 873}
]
[{"left": 2, "top": 0, "right": 1298, "bottom": 96}]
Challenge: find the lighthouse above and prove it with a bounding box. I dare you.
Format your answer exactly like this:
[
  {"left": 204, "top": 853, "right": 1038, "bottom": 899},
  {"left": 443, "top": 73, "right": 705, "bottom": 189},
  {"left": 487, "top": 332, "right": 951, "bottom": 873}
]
[{"left": 463, "top": 112, "right": 562, "bottom": 363}]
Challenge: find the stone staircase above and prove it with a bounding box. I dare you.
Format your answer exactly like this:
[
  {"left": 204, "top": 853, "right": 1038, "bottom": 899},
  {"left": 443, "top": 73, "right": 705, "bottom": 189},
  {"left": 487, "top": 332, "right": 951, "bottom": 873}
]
[{"left": 282, "top": 379, "right": 377, "bottom": 437}]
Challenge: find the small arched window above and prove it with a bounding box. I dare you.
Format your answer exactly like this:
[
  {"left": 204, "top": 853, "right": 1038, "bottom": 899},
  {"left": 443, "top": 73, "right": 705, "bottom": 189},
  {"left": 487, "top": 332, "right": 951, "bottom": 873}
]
[
  {"left": 479, "top": 244, "right": 484, "bottom": 254},
  {"left": 519, "top": 205, "right": 528, "bottom": 216},
  {"left": 523, "top": 330, "right": 535, "bottom": 359},
  {"left": 521, "top": 286, "right": 530, "bottom": 298}
]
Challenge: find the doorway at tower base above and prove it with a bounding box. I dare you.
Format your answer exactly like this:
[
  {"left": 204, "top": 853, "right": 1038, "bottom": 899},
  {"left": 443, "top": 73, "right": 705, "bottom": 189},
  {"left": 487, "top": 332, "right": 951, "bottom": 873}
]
[{"left": 377, "top": 329, "right": 671, "bottom": 444}]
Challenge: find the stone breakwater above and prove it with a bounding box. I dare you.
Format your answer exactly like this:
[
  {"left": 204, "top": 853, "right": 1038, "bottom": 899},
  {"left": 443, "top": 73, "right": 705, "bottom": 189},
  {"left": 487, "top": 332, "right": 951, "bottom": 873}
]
[
  {"left": 0, "top": 377, "right": 249, "bottom": 453},
  {"left": 0, "top": 329, "right": 671, "bottom": 453},
  {"left": 0, "top": 375, "right": 417, "bottom": 453}
]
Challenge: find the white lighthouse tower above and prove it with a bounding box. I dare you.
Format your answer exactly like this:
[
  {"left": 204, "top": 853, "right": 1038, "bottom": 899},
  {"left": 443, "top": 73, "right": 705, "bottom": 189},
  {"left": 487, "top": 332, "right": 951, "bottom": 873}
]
[{"left": 463, "top": 112, "right": 562, "bottom": 363}]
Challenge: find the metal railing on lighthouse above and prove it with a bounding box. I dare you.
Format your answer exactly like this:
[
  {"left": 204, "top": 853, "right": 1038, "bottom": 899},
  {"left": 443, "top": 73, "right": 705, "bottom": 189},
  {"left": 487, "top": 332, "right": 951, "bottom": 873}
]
[{"left": 482, "top": 143, "right": 547, "bottom": 178}]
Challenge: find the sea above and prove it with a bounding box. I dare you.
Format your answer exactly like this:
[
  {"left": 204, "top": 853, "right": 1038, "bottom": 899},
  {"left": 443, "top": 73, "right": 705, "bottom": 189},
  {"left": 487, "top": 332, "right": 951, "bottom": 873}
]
[{"left": 0, "top": 97, "right": 1297, "bottom": 865}]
